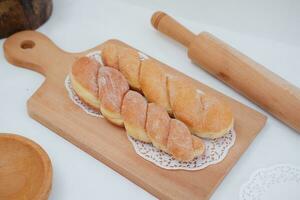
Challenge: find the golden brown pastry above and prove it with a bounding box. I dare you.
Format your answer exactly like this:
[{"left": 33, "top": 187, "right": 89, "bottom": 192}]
[
  {"left": 121, "top": 91, "right": 150, "bottom": 142},
  {"left": 101, "top": 43, "right": 120, "bottom": 70},
  {"left": 121, "top": 92, "right": 204, "bottom": 161},
  {"left": 100, "top": 43, "right": 234, "bottom": 139},
  {"left": 167, "top": 119, "right": 195, "bottom": 161},
  {"left": 146, "top": 103, "right": 205, "bottom": 161},
  {"left": 168, "top": 77, "right": 233, "bottom": 139},
  {"left": 70, "top": 56, "right": 101, "bottom": 111},
  {"left": 98, "top": 66, "right": 129, "bottom": 126},
  {"left": 70, "top": 56, "right": 205, "bottom": 161},
  {"left": 118, "top": 48, "right": 141, "bottom": 90},
  {"left": 146, "top": 103, "right": 170, "bottom": 152},
  {"left": 139, "top": 59, "right": 172, "bottom": 113}
]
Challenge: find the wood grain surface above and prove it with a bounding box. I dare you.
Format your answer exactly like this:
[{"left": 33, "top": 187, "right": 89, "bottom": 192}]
[
  {"left": 3, "top": 31, "right": 266, "bottom": 200},
  {"left": 0, "top": 133, "right": 52, "bottom": 200}
]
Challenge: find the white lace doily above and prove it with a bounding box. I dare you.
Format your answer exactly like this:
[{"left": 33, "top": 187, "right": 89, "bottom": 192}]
[
  {"left": 65, "top": 51, "right": 236, "bottom": 170},
  {"left": 240, "top": 164, "right": 300, "bottom": 200},
  {"left": 128, "top": 129, "right": 235, "bottom": 170}
]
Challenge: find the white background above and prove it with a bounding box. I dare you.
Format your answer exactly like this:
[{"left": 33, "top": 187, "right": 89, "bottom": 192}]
[{"left": 1, "top": 0, "right": 300, "bottom": 199}]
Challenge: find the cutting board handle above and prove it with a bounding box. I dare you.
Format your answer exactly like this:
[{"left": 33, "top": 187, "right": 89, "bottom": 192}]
[
  {"left": 4, "top": 31, "right": 69, "bottom": 77},
  {"left": 151, "top": 11, "right": 196, "bottom": 47}
]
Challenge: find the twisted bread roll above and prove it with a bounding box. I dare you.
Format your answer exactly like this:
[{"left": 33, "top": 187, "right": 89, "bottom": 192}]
[
  {"left": 146, "top": 103, "right": 170, "bottom": 151},
  {"left": 121, "top": 91, "right": 149, "bottom": 142},
  {"left": 101, "top": 43, "right": 234, "bottom": 139},
  {"left": 71, "top": 58, "right": 205, "bottom": 161},
  {"left": 71, "top": 57, "right": 100, "bottom": 110},
  {"left": 98, "top": 66, "right": 129, "bottom": 126},
  {"left": 168, "top": 77, "right": 234, "bottom": 139}
]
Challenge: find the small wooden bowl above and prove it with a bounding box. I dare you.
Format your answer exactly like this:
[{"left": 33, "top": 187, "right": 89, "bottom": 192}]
[{"left": 0, "top": 133, "right": 52, "bottom": 200}]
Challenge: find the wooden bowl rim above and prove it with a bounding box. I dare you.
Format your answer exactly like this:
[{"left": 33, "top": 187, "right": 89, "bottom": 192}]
[{"left": 0, "top": 133, "right": 52, "bottom": 200}]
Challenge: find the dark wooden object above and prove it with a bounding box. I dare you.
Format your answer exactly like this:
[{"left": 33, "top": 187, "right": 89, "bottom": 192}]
[{"left": 0, "top": 0, "right": 52, "bottom": 39}]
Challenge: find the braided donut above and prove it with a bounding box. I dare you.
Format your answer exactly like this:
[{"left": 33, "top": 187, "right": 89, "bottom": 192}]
[
  {"left": 72, "top": 43, "right": 233, "bottom": 139},
  {"left": 71, "top": 58, "right": 205, "bottom": 161},
  {"left": 101, "top": 43, "right": 234, "bottom": 139}
]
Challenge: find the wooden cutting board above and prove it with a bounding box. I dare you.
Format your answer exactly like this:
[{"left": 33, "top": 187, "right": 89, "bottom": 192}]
[{"left": 3, "top": 31, "right": 267, "bottom": 200}]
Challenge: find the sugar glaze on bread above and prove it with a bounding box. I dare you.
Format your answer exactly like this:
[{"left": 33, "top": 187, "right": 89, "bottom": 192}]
[
  {"left": 70, "top": 55, "right": 205, "bottom": 161},
  {"left": 70, "top": 42, "right": 235, "bottom": 160},
  {"left": 100, "top": 43, "right": 234, "bottom": 139}
]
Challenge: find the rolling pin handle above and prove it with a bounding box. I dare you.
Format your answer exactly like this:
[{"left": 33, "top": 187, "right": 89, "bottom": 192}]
[{"left": 151, "top": 11, "right": 196, "bottom": 47}]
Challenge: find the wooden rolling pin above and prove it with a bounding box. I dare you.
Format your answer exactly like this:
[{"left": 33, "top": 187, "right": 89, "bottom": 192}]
[{"left": 151, "top": 11, "right": 300, "bottom": 133}]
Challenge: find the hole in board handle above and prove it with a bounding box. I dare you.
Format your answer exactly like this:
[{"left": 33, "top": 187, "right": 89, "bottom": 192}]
[{"left": 20, "top": 40, "right": 35, "bottom": 49}]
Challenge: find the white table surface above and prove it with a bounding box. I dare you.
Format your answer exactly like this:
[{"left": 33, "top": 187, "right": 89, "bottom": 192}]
[{"left": 1, "top": 0, "right": 300, "bottom": 199}]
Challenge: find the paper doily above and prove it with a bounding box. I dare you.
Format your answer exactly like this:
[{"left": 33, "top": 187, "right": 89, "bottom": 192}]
[
  {"left": 240, "top": 164, "right": 300, "bottom": 200},
  {"left": 128, "top": 129, "right": 235, "bottom": 170},
  {"left": 65, "top": 51, "right": 236, "bottom": 170}
]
